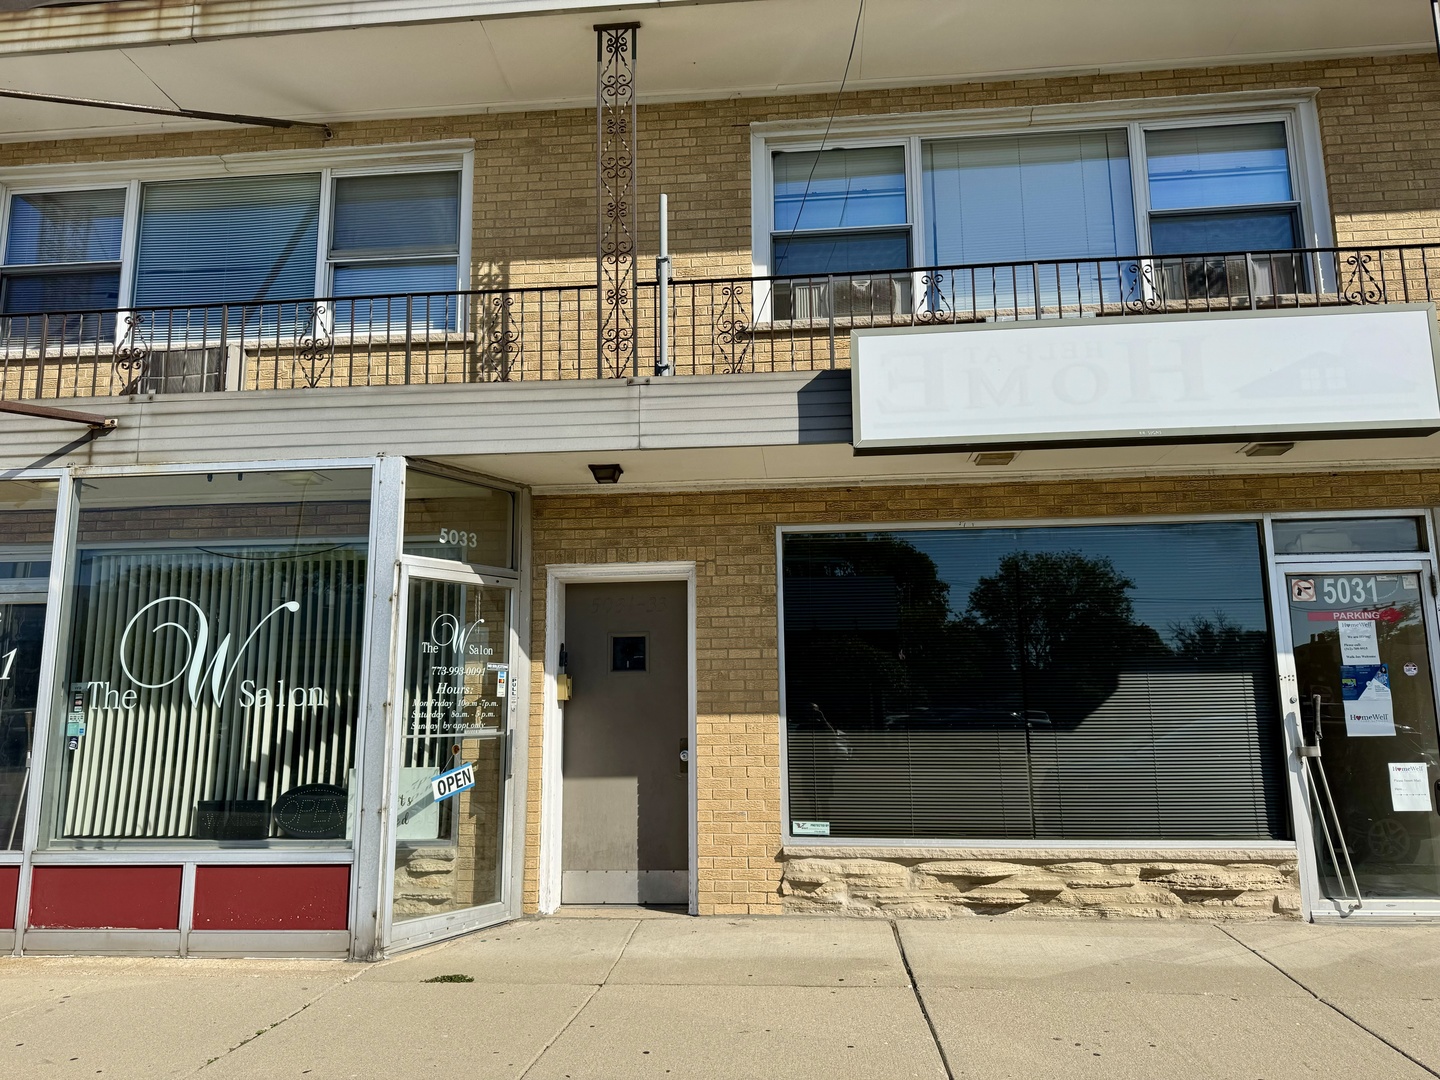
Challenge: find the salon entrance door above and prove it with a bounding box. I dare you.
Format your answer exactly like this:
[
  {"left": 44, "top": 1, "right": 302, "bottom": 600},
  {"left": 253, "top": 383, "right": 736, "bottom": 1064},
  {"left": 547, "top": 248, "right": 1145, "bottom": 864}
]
[{"left": 1284, "top": 566, "right": 1440, "bottom": 915}]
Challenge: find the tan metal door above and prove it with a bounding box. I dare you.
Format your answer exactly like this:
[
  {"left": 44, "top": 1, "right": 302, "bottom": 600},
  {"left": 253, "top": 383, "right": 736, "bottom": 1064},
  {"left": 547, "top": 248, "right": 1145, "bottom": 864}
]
[{"left": 561, "top": 581, "right": 687, "bottom": 904}]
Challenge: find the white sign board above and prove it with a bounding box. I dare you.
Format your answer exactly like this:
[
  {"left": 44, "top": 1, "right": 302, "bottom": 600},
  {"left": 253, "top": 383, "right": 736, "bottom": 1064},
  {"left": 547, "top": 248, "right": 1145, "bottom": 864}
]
[
  {"left": 852, "top": 305, "right": 1440, "bottom": 449},
  {"left": 431, "top": 762, "right": 475, "bottom": 803}
]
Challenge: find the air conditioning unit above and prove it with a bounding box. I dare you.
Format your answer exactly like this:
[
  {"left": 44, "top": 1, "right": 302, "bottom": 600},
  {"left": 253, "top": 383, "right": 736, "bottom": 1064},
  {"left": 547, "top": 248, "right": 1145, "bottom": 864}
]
[
  {"left": 776, "top": 275, "right": 911, "bottom": 321},
  {"left": 132, "top": 344, "right": 239, "bottom": 394}
]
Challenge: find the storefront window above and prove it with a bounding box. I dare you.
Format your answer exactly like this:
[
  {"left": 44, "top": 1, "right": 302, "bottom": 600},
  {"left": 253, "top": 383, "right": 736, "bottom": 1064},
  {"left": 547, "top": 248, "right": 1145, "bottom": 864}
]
[
  {"left": 43, "top": 469, "right": 371, "bottom": 846},
  {"left": 403, "top": 468, "right": 514, "bottom": 569},
  {"left": 0, "top": 480, "right": 58, "bottom": 850},
  {"left": 782, "top": 522, "right": 1288, "bottom": 841}
]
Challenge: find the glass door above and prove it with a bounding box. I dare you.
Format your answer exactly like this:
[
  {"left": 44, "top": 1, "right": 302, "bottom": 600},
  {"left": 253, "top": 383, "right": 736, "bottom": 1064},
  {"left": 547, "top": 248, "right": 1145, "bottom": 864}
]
[
  {"left": 1283, "top": 565, "right": 1440, "bottom": 911},
  {"left": 385, "top": 563, "right": 515, "bottom": 950}
]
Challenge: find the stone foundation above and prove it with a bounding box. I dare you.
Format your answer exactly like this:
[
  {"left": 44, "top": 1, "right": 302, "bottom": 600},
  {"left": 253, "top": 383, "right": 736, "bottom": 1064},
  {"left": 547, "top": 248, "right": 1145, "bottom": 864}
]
[{"left": 780, "top": 847, "right": 1301, "bottom": 919}]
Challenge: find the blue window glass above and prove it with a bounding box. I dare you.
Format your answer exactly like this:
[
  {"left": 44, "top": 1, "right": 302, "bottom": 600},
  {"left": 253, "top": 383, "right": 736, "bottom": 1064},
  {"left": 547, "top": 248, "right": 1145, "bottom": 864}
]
[
  {"left": 773, "top": 147, "right": 907, "bottom": 233},
  {"left": 5, "top": 190, "right": 124, "bottom": 265},
  {"left": 773, "top": 230, "right": 910, "bottom": 278},
  {"left": 1146, "top": 123, "right": 1292, "bottom": 211},
  {"left": 331, "top": 173, "right": 460, "bottom": 259},
  {"left": 1150, "top": 208, "right": 1299, "bottom": 256},
  {"left": 332, "top": 261, "right": 458, "bottom": 331},
  {"left": 133, "top": 174, "right": 322, "bottom": 309}
]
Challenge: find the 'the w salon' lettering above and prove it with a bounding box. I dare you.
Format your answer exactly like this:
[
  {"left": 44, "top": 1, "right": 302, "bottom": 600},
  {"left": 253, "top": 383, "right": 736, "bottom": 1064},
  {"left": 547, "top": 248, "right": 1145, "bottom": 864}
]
[{"left": 118, "top": 595, "right": 301, "bottom": 705}]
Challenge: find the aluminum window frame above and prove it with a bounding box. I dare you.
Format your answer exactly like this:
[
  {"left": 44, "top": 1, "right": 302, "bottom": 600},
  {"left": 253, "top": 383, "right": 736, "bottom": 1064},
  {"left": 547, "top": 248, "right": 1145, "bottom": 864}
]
[
  {"left": 0, "top": 146, "right": 474, "bottom": 347},
  {"left": 750, "top": 90, "right": 1335, "bottom": 311},
  {"left": 775, "top": 506, "right": 1432, "bottom": 852}
]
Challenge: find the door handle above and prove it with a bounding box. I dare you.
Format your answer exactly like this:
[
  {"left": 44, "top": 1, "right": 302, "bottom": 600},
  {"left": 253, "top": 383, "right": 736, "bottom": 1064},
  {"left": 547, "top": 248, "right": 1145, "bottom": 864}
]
[{"left": 679, "top": 738, "right": 689, "bottom": 775}]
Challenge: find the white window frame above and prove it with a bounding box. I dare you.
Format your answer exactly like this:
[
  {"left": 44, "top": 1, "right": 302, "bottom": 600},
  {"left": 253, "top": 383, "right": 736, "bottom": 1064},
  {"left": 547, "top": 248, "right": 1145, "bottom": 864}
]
[
  {"left": 0, "top": 143, "right": 474, "bottom": 346},
  {"left": 750, "top": 91, "right": 1334, "bottom": 303}
]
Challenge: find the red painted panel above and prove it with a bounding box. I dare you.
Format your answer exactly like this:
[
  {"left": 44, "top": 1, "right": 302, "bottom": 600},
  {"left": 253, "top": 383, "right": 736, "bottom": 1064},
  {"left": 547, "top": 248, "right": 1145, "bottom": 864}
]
[
  {"left": 29, "top": 866, "right": 181, "bottom": 929},
  {"left": 193, "top": 865, "right": 350, "bottom": 931},
  {"left": 0, "top": 866, "right": 18, "bottom": 930}
]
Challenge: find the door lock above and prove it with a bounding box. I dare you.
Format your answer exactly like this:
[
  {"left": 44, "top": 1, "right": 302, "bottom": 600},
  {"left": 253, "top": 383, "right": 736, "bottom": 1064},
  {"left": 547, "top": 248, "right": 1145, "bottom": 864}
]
[{"left": 679, "top": 738, "right": 689, "bottom": 775}]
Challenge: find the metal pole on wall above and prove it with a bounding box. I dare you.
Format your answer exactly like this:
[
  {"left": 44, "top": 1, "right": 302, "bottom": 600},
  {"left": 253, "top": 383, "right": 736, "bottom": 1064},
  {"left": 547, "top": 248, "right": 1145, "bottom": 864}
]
[{"left": 656, "top": 193, "right": 671, "bottom": 375}]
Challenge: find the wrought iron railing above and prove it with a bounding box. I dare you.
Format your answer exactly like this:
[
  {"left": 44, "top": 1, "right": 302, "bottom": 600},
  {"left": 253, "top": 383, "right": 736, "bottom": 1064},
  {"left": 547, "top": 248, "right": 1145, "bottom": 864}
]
[{"left": 0, "top": 245, "right": 1430, "bottom": 400}]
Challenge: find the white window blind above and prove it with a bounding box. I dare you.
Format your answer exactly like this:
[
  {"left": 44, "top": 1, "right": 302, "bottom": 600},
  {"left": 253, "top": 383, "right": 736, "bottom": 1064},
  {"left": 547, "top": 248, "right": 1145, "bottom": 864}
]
[
  {"left": 922, "top": 130, "right": 1136, "bottom": 266},
  {"left": 133, "top": 174, "right": 322, "bottom": 309}
]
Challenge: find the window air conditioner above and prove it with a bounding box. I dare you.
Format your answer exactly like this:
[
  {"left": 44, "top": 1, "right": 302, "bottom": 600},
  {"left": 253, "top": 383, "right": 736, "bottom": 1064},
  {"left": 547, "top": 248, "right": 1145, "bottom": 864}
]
[{"left": 131, "top": 344, "right": 238, "bottom": 394}]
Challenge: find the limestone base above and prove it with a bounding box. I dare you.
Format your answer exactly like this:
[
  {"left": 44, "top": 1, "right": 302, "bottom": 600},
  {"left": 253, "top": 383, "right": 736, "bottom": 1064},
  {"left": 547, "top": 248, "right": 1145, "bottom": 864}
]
[{"left": 779, "top": 847, "right": 1302, "bottom": 919}]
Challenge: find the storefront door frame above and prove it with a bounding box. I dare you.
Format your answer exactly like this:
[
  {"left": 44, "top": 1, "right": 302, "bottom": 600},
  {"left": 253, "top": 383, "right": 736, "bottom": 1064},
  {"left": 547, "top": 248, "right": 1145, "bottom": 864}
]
[
  {"left": 1267, "top": 514, "right": 1440, "bottom": 921},
  {"left": 538, "top": 562, "right": 698, "bottom": 916},
  {"left": 379, "top": 556, "right": 524, "bottom": 954}
]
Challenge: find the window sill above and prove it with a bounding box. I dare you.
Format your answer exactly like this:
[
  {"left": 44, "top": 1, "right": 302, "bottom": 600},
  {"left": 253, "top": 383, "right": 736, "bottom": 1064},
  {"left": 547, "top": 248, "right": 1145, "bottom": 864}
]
[{"left": 781, "top": 840, "right": 1298, "bottom": 856}]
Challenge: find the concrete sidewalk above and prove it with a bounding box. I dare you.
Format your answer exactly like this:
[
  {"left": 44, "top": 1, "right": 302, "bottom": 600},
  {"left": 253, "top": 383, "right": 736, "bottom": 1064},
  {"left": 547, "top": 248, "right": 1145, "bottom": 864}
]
[{"left": 1, "top": 914, "right": 1438, "bottom": 1079}]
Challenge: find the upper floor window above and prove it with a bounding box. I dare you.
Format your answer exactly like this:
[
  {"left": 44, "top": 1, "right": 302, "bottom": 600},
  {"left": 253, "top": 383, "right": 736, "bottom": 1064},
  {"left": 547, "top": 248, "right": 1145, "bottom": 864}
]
[
  {"left": 0, "top": 157, "right": 466, "bottom": 339},
  {"left": 1, "top": 189, "right": 125, "bottom": 339},
  {"left": 756, "top": 98, "right": 1326, "bottom": 312}
]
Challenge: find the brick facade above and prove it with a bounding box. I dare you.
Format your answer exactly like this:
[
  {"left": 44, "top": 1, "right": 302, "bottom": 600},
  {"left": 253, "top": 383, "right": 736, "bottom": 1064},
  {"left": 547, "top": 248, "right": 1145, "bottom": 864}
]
[
  {"left": 2, "top": 53, "right": 1439, "bottom": 287},
  {"left": 527, "top": 470, "right": 1440, "bottom": 914}
]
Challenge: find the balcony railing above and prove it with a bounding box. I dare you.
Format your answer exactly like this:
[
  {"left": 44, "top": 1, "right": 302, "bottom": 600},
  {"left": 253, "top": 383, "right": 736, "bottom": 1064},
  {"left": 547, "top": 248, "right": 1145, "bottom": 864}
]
[{"left": 0, "top": 245, "right": 1430, "bottom": 401}]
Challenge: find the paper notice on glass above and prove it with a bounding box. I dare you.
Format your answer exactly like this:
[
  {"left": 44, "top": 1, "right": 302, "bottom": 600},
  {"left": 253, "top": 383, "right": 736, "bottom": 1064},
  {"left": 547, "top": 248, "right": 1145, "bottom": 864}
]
[
  {"left": 1341, "top": 664, "right": 1396, "bottom": 737},
  {"left": 1338, "top": 619, "right": 1382, "bottom": 665},
  {"left": 1389, "top": 763, "right": 1432, "bottom": 812}
]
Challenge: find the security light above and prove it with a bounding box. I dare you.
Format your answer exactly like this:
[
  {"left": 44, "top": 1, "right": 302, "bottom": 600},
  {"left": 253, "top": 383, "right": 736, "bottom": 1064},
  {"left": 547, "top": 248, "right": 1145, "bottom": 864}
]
[{"left": 588, "top": 463, "right": 624, "bottom": 484}]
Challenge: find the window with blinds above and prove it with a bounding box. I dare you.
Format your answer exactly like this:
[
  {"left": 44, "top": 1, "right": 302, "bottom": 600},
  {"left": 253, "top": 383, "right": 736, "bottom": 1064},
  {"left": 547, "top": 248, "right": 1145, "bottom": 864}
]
[
  {"left": 770, "top": 146, "right": 911, "bottom": 321},
  {"left": 922, "top": 130, "right": 1137, "bottom": 310},
  {"left": 783, "top": 522, "right": 1288, "bottom": 841},
  {"left": 133, "top": 173, "right": 323, "bottom": 337},
  {"left": 1145, "top": 122, "right": 1302, "bottom": 298},
  {"left": 1, "top": 189, "right": 125, "bottom": 344},
  {"left": 329, "top": 171, "right": 462, "bottom": 331},
  {"left": 43, "top": 469, "right": 372, "bottom": 845}
]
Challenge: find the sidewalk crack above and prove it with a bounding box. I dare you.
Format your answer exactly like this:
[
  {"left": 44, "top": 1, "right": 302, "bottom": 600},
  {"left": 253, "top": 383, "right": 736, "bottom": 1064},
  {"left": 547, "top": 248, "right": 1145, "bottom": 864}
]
[
  {"left": 891, "top": 921, "right": 957, "bottom": 1080},
  {"left": 517, "top": 918, "right": 642, "bottom": 1079},
  {"left": 188, "top": 962, "right": 372, "bottom": 1075},
  {"left": 1216, "top": 925, "right": 1440, "bottom": 1079}
]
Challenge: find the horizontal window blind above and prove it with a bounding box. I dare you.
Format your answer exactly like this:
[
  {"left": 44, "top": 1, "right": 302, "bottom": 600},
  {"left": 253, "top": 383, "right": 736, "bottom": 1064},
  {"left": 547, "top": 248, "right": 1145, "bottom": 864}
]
[
  {"left": 1145, "top": 122, "right": 1292, "bottom": 211},
  {"left": 330, "top": 172, "right": 460, "bottom": 259},
  {"left": 773, "top": 147, "right": 908, "bottom": 233},
  {"left": 783, "top": 523, "right": 1287, "bottom": 841},
  {"left": 4, "top": 189, "right": 124, "bottom": 265},
  {"left": 133, "top": 174, "right": 322, "bottom": 309}
]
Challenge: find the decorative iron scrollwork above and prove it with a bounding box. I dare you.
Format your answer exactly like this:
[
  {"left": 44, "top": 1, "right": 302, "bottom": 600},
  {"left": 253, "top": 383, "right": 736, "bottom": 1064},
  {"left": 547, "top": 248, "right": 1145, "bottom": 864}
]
[
  {"left": 596, "top": 24, "right": 638, "bottom": 379},
  {"left": 916, "top": 272, "right": 951, "bottom": 324},
  {"left": 714, "top": 283, "right": 752, "bottom": 374},
  {"left": 112, "top": 319, "right": 151, "bottom": 393},
  {"left": 1122, "top": 261, "right": 1163, "bottom": 314},
  {"left": 1340, "top": 251, "right": 1382, "bottom": 304},
  {"left": 477, "top": 295, "right": 521, "bottom": 382}
]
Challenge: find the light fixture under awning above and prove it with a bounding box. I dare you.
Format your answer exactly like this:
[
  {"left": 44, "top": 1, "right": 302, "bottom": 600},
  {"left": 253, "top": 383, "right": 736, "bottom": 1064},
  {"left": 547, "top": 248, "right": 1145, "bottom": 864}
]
[{"left": 851, "top": 304, "right": 1440, "bottom": 452}]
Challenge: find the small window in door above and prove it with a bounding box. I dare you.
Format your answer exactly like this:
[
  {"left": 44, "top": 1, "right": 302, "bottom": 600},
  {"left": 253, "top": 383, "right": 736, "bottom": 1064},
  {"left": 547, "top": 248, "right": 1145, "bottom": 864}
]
[{"left": 611, "top": 634, "right": 648, "bottom": 672}]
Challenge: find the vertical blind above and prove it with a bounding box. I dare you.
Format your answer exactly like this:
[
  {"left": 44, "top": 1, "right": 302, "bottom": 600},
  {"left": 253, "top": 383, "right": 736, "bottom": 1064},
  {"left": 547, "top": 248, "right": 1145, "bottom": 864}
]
[
  {"left": 56, "top": 546, "right": 366, "bottom": 840},
  {"left": 783, "top": 523, "right": 1288, "bottom": 841},
  {"left": 923, "top": 130, "right": 1136, "bottom": 265}
]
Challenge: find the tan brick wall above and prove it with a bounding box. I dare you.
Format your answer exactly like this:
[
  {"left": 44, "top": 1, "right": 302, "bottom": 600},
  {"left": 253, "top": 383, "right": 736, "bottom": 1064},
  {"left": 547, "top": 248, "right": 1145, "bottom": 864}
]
[
  {"left": 526, "top": 469, "right": 1440, "bottom": 914},
  {"left": 3, "top": 53, "right": 1440, "bottom": 289}
]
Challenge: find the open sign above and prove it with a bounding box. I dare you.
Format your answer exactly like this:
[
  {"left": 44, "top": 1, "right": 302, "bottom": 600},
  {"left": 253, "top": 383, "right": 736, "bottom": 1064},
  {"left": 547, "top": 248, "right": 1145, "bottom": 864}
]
[{"left": 430, "top": 763, "right": 475, "bottom": 803}]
